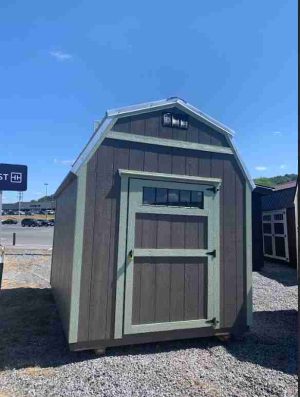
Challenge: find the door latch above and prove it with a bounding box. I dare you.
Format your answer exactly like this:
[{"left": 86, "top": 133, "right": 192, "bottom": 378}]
[
  {"left": 207, "top": 249, "right": 216, "bottom": 258},
  {"left": 128, "top": 249, "right": 134, "bottom": 261},
  {"left": 206, "top": 317, "right": 219, "bottom": 327}
]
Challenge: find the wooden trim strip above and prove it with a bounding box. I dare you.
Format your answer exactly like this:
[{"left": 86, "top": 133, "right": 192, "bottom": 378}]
[
  {"left": 106, "top": 131, "right": 234, "bottom": 155},
  {"left": 125, "top": 318, "right": 212, "bottom": 334},
  {"left": 69, "top": 164, "right": 87, "bottom": 343},
  {"left": 134, "top": 248, "right": 210, "bottom": 257},
  {"left": 118, "top": 169, "right": 222, "bottom": 186},
  {"left": 136, "top": 206, "right": 209, "bottom": 217},
  {"left": 245, "top": 184, "right": 253, "bottom": 327}
]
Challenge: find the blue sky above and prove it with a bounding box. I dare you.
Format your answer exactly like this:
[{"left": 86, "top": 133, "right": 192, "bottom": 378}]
[{"left": 0, "top": 0, "right": 297, "bottom": 203}]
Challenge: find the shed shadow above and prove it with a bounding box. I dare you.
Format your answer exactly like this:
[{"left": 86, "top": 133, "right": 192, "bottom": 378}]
[
  {"left": 0, "top": 287, "right": 94, "bottom": 370},
  {"left": 258, "top": 261, "right": 297, "bottom": 286},
  {"left": 0, "top": 288, "right": 297, "bottom": 376},
  {"left": 226, "top": 309, "right": 297, "bottom": 375}
]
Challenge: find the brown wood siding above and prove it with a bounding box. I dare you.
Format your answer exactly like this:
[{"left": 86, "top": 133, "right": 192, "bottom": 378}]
[
  {"left": 112, "top": 108, "right": 229, "bottom": 147},
  {"left": 135, "top": 214, "right": 208, "bottom": 249},
  {"left": 51, "top": 177, "right": 77, "bottom": 338},
  {"left": 77, "top": 138, "right": 246, "bottom": 343},
  {"left": 287, "top": 208, "right": 297, "bottom": 267},
  {"left": 132, "top": 257, "right": 207, "bottom": 325}
]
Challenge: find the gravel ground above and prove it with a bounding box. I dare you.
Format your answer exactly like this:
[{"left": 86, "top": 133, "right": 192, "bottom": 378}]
[{"left": 0, "top": 252, "right": 297, "bottom": 397}]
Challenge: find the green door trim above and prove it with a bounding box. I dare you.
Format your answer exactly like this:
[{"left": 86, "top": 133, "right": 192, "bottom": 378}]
[
  {"left": 114, "top": 175, "right": 130, "bottom": 339},
  {"left": 134, "top": 248, "right": 211, "bottom": 257},
  {"left": 114, "top": 171, "right": 221, "bottom": 339},
  {"left": 124, "top": 177, "right": 218, "bottom": 335}
]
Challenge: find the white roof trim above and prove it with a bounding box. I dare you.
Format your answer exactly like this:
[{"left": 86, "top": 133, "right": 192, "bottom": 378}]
[
  {"left": 107, "top": 97, "right": 235, "bottom": 137},
  {"left": 71, "top": 116, "right": 115, "bottom": 174},
  {"left": 227, "top": 138, "right": 255, "bottom": 190}
]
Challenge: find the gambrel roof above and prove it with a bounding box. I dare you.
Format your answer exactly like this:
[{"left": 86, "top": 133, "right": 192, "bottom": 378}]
[{"left": 56, "top": 97, "right": 255, "bottom": 196}]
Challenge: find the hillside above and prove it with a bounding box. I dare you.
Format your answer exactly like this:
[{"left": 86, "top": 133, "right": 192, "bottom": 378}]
[{"left": 254, "top": 173, "right": 297, "bottom": 187}]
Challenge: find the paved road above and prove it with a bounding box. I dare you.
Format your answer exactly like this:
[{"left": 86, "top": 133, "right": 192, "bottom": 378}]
[{"left": 0, "top": 225, "right": 54, "bottom": 249}]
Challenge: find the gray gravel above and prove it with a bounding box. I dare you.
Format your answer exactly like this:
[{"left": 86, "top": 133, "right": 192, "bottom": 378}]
[{"left": 0, "top": 254, "right": 297, "bottom": 397}]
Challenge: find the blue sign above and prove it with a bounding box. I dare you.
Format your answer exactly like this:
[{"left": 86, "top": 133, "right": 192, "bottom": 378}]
[{"left": 0, "top": 163, "right": 27, "bottom": 191}]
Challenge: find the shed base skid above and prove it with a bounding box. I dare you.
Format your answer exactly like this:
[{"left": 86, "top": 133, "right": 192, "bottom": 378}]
[
  {"left": 68, "top": 327, "right": 241, "bottom": 352},
  {"left": 215, "top": 333, "right": 231, "bottom": 342},
  {"left": 93, "top": 348, "right": 106, "bottom": 356}
]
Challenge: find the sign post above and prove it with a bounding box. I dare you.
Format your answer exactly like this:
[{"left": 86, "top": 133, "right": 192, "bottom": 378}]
[
  {"left": 0, "top": 164, "right": 27, "bottom": 287},
  {"left": 0, "top": 163, "right": 28, "bottom": 237},
  {"left": 0, "top": 190, "right": 2, "bottom": 245}
]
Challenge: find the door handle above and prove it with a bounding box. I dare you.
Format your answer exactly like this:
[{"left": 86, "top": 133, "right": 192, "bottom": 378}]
[{"left": 128, "top": 249, "right": 134, "bottom": 261}]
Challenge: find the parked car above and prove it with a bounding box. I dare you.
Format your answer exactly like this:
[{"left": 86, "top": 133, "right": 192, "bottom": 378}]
[
  {"left": 21, "top": 218, "right": 42, "bottom": 227},
  {"left": 48, "top": 220, "right": 55, "bottom": 226},
  {"left": 2, "top": 218, "right": 18, "bottom": 225},
  {"left": 36, "top": 219, "right": 51, "bottom": 226}
]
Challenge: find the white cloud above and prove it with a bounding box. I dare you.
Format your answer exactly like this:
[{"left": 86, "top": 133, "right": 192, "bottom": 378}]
[
  {"left": 272, "top": 131, "right": 281, "bottom": 135},
  {"left": 54, "top": 158, "right": 74, "bottom": 166},
  {"left": 255, "top": 166, "right": 267, "bottom": 171},
  {"left": 49, "top": 50, "right": 72, "bottom": 61},
  {"left": 279, "top": 164, "right": 287, "bottom": 170}
]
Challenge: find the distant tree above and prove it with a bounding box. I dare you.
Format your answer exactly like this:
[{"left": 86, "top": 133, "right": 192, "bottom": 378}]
[
  {"left": 254, "top": 173, "right": 297, "bottom": 187},
  {"left": 37, "top": 195, "right": 54, "bottom": 202}
]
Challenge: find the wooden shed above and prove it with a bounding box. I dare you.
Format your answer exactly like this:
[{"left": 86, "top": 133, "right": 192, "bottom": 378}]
[
  {"left": 261, "top": 181, "right": 297, "bottom": 267},
  {"left": 51, "top": 97, "right": 254, "bottom": 352},
  {"left": 252, "top": 185, "right": 274, "bottom": 271}
]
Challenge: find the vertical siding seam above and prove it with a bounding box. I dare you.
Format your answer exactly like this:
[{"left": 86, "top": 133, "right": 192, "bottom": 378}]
[
  {"left": 105, "top": 145, "right": 118, "bottom": 339},
  {"left": 87, "top": 155, "right": 99, "bottom": 341},
  {"left": 234, "top": 173, "right": 238, "bottom": 322}
]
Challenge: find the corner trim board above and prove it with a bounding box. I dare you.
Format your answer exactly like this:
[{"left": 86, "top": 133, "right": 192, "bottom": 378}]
[
  {"left": 69, "top": 164, "right": 87, "bottom": 343},
  {"left": 245, "top": 184, "right": 253, "bottom": 327},
  {"left": 106, "top": 131, "right": 234, "bottom": 155}
]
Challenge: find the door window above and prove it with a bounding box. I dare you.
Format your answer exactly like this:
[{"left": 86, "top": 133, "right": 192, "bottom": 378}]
[{"left": 142, "top": 187, "right": 204, "bottom": 208}]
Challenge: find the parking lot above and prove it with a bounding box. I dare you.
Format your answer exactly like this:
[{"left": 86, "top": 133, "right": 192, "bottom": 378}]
[{"left": 0, "top": 225, "right": 54, "bottom": 249}]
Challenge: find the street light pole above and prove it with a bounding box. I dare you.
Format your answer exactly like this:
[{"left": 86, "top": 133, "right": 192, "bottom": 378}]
[
  {"left": 44, "top": 183, "right": 48, "bottom": 220},
  {"left": 18, "top": 191, "right": 22, "bottom": 223},
  {"left": 44, "top": 183, "right": 48, "bottom": 198}
]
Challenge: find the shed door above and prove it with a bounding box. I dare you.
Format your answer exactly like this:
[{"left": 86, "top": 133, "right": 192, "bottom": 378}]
[
  {"left": 123, "top": 178, "right": 220, "bottom": 335},
  {"left": 262, "top": 210, "right": 289, "bottom": 261}
]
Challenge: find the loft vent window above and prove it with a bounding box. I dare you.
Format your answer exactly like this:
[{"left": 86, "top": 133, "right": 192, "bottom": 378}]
[
  {"left": 143, "top": 187, "right": 203, "bottom": 208},
  {"left": 162, "top": 112, "right": 189, "bottom": 129}
]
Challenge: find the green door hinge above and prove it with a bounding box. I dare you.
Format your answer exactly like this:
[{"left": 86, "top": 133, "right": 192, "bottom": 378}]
[
  {"left": 206, "top": 317, "right": 219, "bottom": 327},
  {"left": 206, "top": 186, "right": 219, "bottom": 194},
  {"left": 207, "top": 249, "right": 216, "bottom": 258}
]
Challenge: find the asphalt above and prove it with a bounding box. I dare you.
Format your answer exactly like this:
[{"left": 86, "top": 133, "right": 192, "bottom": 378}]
[{"left": 0, "top": 224, "right": 54, "bottom": 249}]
